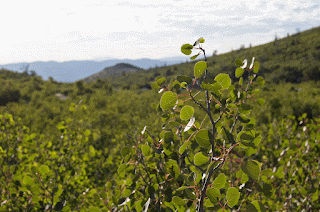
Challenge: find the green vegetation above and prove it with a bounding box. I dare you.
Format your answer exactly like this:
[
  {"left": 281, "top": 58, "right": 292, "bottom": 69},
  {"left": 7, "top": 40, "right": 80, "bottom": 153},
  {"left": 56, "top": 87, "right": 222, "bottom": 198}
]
[{"left": 0, "top": 26, "right": 319, "bottom": 211}]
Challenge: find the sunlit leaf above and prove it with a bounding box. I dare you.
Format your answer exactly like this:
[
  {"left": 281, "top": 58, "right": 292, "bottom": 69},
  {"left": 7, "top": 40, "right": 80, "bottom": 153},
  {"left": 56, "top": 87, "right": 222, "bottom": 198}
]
[
  {"left": 226, "top": 187, "right": 240, "bottom": 208},
  {"left": 242, "top": 160, "right": 261, "bottom": 181},
  {"left": 180, "top": 106, "right": 194, "bottom": 120},
  {"left": 181, "top": 44, "right": 193, "bottom": 55},
  {"left": 194, "top": 61, "right": 207, "bottom": 78},
  {"left": 212, "top": 173, "right": 226, "bottom": 189},
  {"left": 160, "top": 91, "right": 177, "bottom": 110},
  {"left": 195, "top": 129, "right": 211, "bottom": 148},
  {"left": 214, "top": 73, "right": 231, "bottom": 89},
  {"left": 194, "top": 152, "right": 209, "bottom": 166},
  {"left": 235, "top": 68, "right": 244, "bottom": 78}
]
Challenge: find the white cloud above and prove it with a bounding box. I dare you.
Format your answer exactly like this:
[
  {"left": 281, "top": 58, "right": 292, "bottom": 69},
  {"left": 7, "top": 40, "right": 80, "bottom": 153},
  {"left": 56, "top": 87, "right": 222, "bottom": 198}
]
[{"left": 1, "top": 0, "right": 319, "bottom": 63}]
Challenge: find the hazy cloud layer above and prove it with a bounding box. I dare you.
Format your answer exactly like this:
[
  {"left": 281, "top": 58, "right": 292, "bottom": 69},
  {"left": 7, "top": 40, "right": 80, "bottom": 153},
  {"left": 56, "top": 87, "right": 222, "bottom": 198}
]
[{"left": 1, "top": 0, "right": 319, "bottom": 63}]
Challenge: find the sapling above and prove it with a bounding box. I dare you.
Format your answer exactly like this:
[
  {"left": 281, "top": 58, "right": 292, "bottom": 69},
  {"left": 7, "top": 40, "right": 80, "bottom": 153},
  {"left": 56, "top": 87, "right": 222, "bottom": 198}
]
[{"left": 117, "top": 38, "right": 267, "bottom": 211}]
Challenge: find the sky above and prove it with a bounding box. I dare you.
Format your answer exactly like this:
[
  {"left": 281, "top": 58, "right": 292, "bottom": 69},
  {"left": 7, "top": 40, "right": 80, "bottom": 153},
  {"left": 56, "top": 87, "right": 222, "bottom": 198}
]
[{"left": 1, "top": 0, "right": 320, "bottom": 64}]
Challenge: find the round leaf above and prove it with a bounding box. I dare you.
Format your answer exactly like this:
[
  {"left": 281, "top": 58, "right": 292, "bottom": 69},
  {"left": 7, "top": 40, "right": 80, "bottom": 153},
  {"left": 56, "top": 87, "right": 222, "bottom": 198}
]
[
  {"left": 181, "top": 44, "right": 193, "bottom": 55},
  {"left": 39, "top": 165, "right": 49, "bottom": 175},
  {"left": 253, "top": 61, "right": 260, "bottom": 73},
  {"left": 194, "top": 152, "right": 209, "bottom": 166},
  {"left": 121, "top": 146, "right": 130, "bottom": 157},
  {"left": 226, "top": 187, "right": 240, "bottom": 208},
  {"left": 195, "top": 129, "right": 211, "bottom": 148},
  {"left": 160, "top": 91, "right": 177, "bottom": 110},
  {"left": 180, "top": 106, "right": 194, "bottom": 120},
  {"left": 207, "top": 188, "right": 220, "bottom": 204},
  {"left": 241, "top": 160, "right": 261, "bottom": 181},
  {"left": 23, "top": 176, "right": 33, "bottom": 185},
  {"left": 214, "top": 73, "right": 231, "bottom": 89},
  {"left": 181, "top": 82, "right": 187, "bottom": 88},
  {"left": 257, "top": 98, "right": 265, "bottom": 106},
  {"left": 212, "top": 173, "right": 226, "bottom": 189},
  {"left": 194, "top": 61, "right": 207, "bottom": 78},
  {"left": 257, "top": 76, "right": 264, "bottom": 86},
  {"left": 141, "top": 145, "right": 150, "bottom": 156},
  {"left": 172, "top": 196, "right": 185, "bottom": 207},
  {"left": 235, "top": 68, "right": 244, "bottom": 78},
  {"left": 235, "top": 58, "right": 243, "bottom": 66}
]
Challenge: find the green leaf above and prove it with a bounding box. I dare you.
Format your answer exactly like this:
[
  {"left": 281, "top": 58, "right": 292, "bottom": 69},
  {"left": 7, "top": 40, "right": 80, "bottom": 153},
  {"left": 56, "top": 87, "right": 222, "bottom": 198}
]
[
  {"left": 214, "top": 73, "right": 231, "bottom": 89},
  {"left": 253, "top": 62, "right": 260, "bottom": 73},
  {"left": 257, "top": 76, "right": 264, "bottom": 86},
  {"left": 241, "top": 160, "right": 261, "bottom": 181},
  {"left": 194, "top": 61, "right": 207, "bottom": 78},
  {"left": 156, "top": 77, "right": 166, "bottom": 86},
  {"left": 181, "top": 82, "right": 187, "bottom": 88},
  {"left": 226, "top": 187, "right": 240, "bottom": 208},
  {"left": 257, "top": 98, "right": 265, "bottom": 106},
  {"left": 200, "top": 38, "right": 205, "bottom": 43},
  {"left": 223, "top": 127, "right": 234, "bottom": 144},
  {"left": 172, "top": 80, "right": 181, "bottom": 90},
  {"left": 246, "top": 203, "right": 258, "bottom": 212},
  {"left": 121, "top": 146, "right": 130, "bottom": 157},
  {"left": 181, "top": 44, "right": 193, "bottom": 55},
  {"left": 239, "top": 77, "right": 243, "bottom": 85},
  {"left": 194, "top": 152, "right": 209, "bottom": 166},
  {"left": 207, "top": 188, "right": 220, "bottom": 204},
  {"left": 235, "top": 59, "right": 243, "bottom": 66},
  {"left": 152, "top": 82, "right": 160, "bottom": 90},
  {"left": 180, "top": 106, "right": 194, "bottom": 120},
  {"left": 176, "top": 75, "right": 192, "bottom": 84},
  {"left": 195, "top": 129, "right": 211, "bottom": 148},
  {"left": 31, "top": 185, "right": 40, "bottom": 195},
  {"left": 85, "top": 129, "right": 91, "bottom": 136},
  {"left": 118, "top": 164, "right": 127, "bottom": 174},
  {"left": 23, "top": 176, "right": 33, "bottom": 185},
  {"left": 250, "top": 201, "right": 266, "bottom": 212},
  {"left": 172, "top": 196, "right": 185, "bottom": 207},
  {"left": 212, "top": 173, "right": 226, "bottom": 189},
  {"left": 89, "top": 206, "right": 101, "bottom": 212},
  {"left": 235, "top": 68, "right": 244, "bottom": 78},
  {"left": 141, "top": 145, "right": 150, "bottom": 156},
  {"left": 160, "top": 91, "right": 178, "bottom": 110},
  {"left": 179, "top": 141, "right": 189, "bottom": 154},
  {"left": 39, "top": 165, "right": 49, "bottom": 175},
  {"left": 238, "top": 114, "right": 250, "bottom": 123},
  {"left": 190, "top": 54, "right": 199, "bottom": 60},
  {"left": 201, "top": 80, "right": 222, "bottom": 91}
]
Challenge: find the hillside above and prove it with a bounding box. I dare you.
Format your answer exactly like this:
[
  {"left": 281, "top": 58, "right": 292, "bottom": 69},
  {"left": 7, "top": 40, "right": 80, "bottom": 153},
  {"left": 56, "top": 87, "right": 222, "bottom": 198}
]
[
  {"left": 82, "top": 63, "right": 144, "bottom": 83},
  {"left": 101, "top": 26, "right": 320, "bottom": 90}
]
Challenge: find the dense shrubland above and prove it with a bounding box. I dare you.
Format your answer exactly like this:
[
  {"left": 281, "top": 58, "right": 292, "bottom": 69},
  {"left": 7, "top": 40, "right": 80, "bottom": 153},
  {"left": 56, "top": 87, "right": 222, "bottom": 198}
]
[{"left": 0, "top": 27, "right": 319, "bottom": 211}]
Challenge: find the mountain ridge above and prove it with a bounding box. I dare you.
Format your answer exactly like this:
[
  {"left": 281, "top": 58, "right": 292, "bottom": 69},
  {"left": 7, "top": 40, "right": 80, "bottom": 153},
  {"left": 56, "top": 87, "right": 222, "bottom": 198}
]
[{"left": 0, "top": 57, "right": 188, "bottom": 83}]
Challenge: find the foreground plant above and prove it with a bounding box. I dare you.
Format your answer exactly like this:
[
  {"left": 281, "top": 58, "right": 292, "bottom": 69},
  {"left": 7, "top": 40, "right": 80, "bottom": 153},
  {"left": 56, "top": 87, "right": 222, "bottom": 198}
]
[{"left": 115, "top": 38, "right": 269, "bottom": 211}]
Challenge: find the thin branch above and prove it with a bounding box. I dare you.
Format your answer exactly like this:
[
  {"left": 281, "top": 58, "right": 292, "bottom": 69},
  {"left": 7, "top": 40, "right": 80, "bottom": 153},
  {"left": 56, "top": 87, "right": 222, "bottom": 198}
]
[{"left": 189, "top": 91, "right": 208, "bottom": 113}]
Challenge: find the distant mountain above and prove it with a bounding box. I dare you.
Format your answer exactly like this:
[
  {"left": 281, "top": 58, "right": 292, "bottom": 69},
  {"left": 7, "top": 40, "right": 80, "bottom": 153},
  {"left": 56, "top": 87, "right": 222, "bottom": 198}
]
[
  {"left": 82, "top": 63, "right": 144, "bottom": 83},
  {"left": 0, "top": 57, "right": 188, "bottom": 83}
]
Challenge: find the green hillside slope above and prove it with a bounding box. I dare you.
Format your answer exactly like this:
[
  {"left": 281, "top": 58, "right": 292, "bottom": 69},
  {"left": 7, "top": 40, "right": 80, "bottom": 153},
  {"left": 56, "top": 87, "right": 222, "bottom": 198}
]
[{"left": 82, "top": 63, "right": 144, "bottom": 83}]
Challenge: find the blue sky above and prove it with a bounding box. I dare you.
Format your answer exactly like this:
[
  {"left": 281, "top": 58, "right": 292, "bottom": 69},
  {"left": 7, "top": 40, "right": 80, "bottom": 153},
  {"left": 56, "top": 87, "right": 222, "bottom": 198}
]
[{"left": 1, "top": 0, "right": 319, "bottom": 64}]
